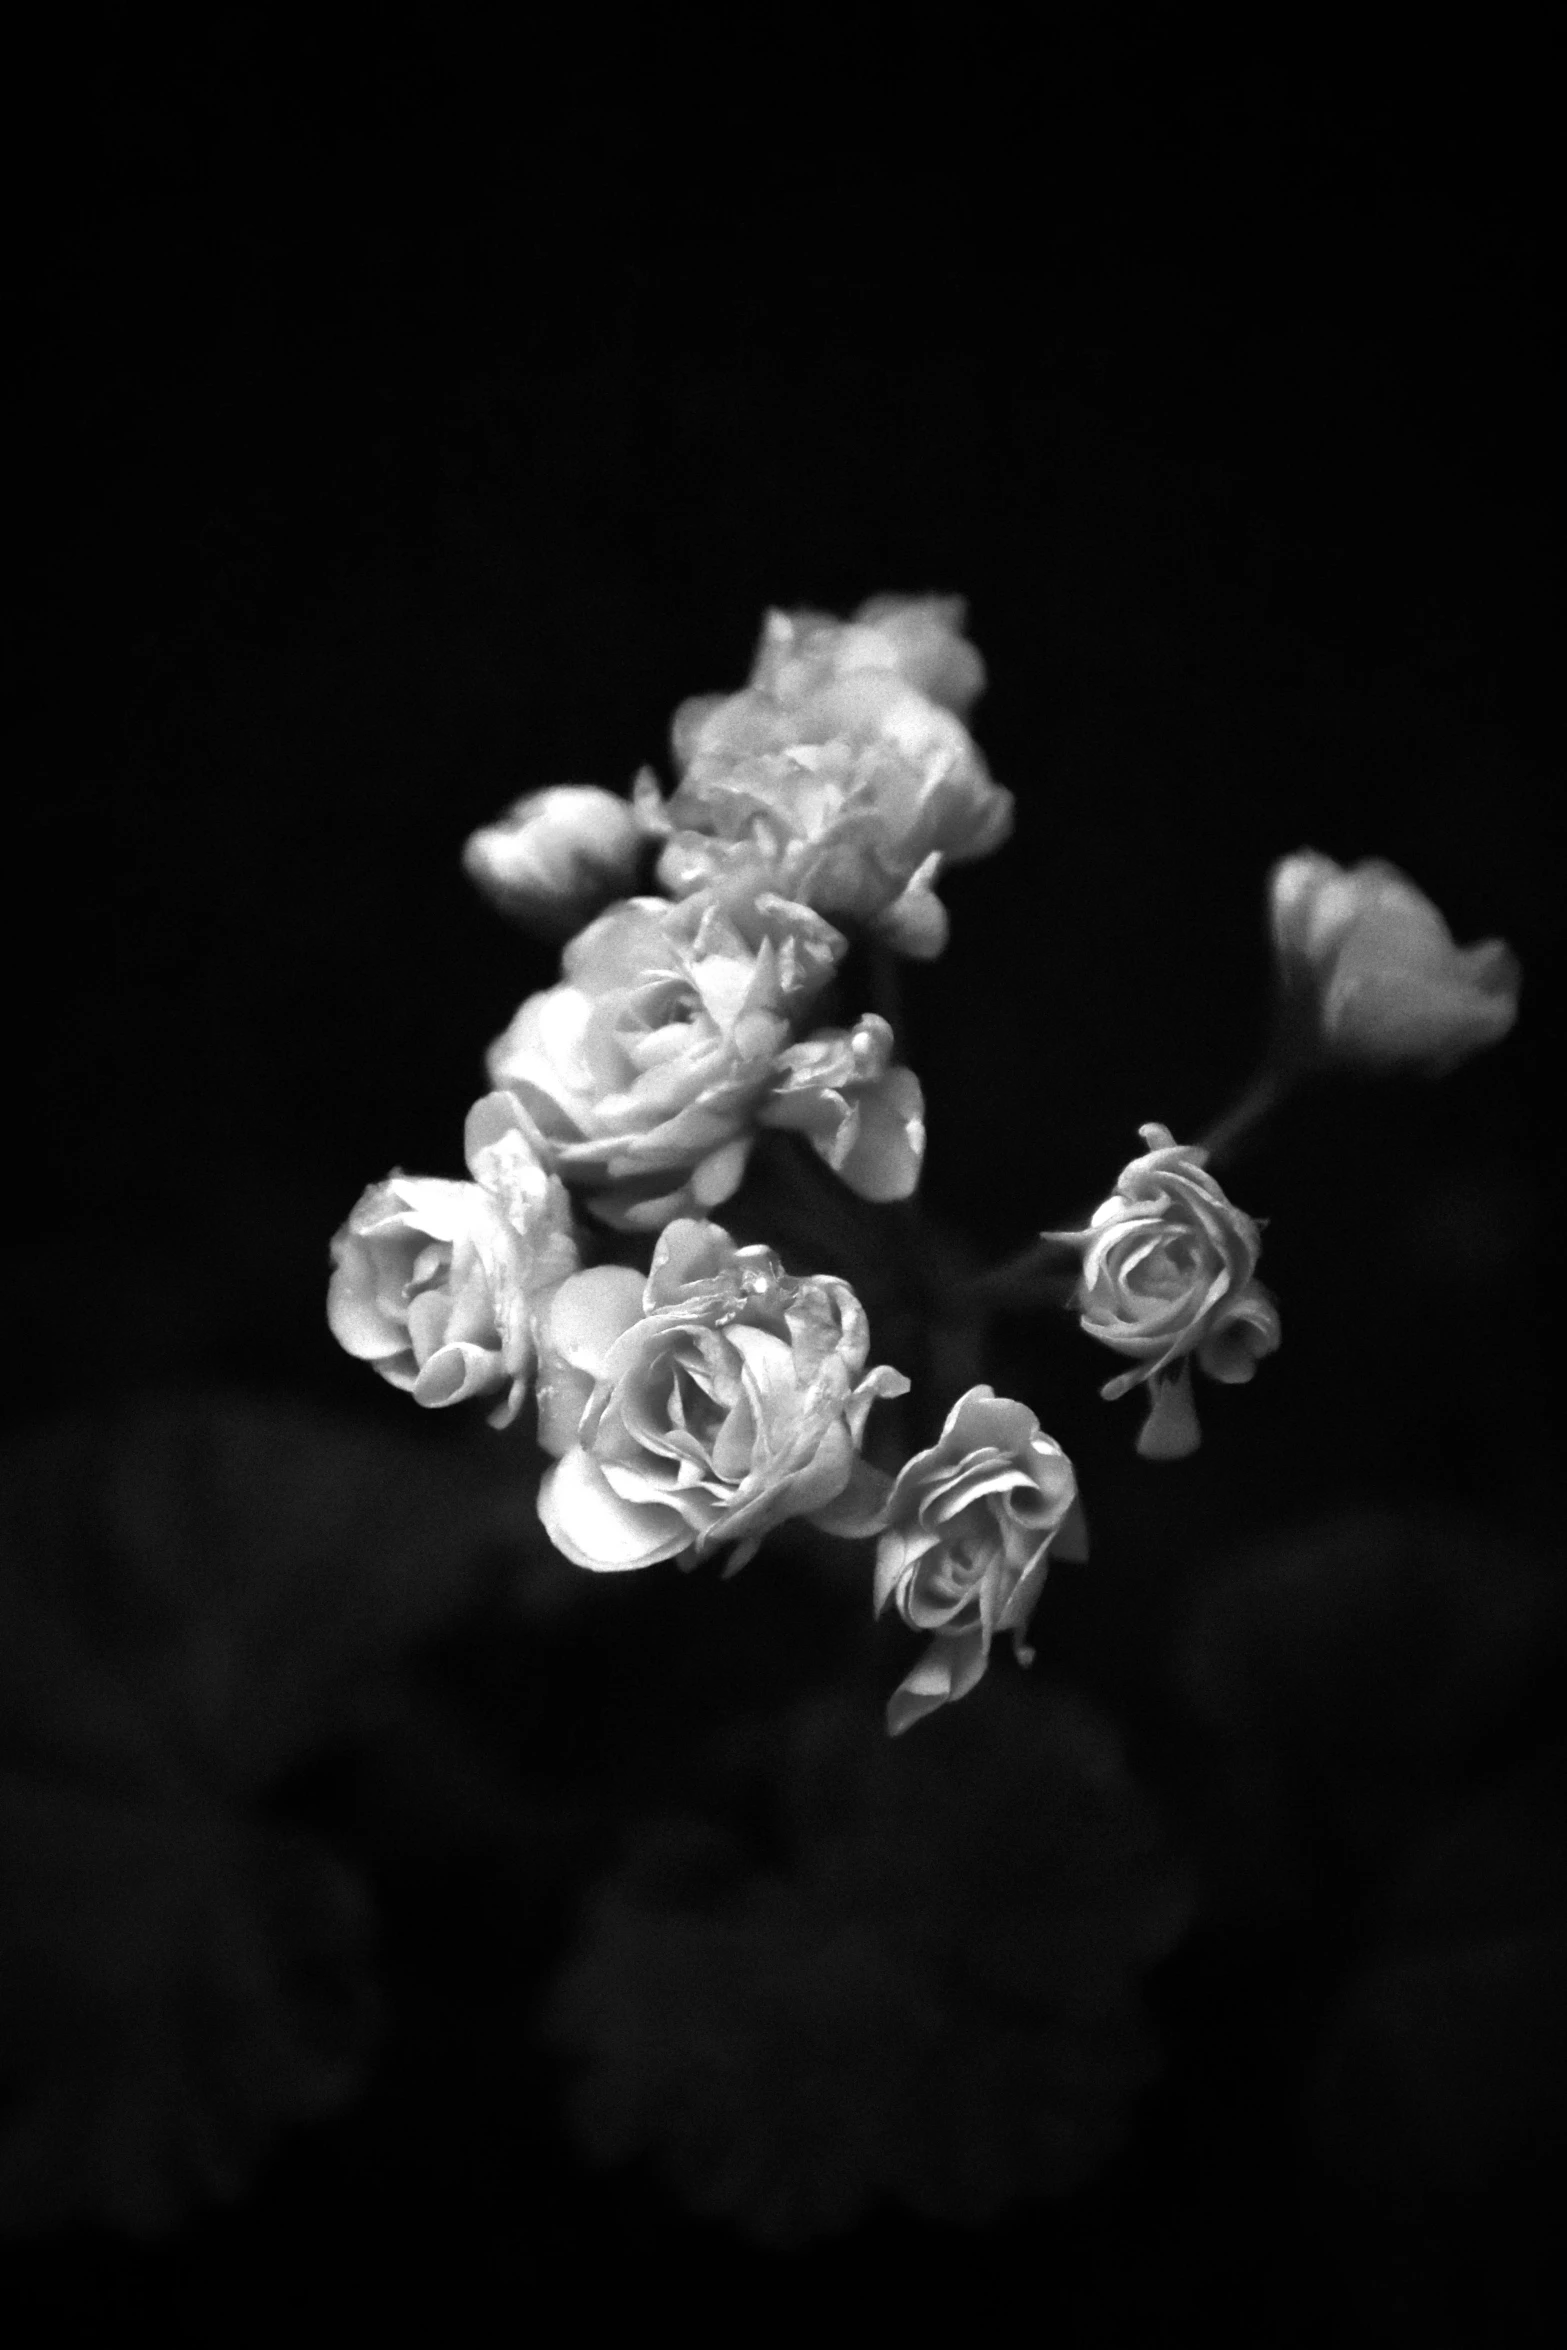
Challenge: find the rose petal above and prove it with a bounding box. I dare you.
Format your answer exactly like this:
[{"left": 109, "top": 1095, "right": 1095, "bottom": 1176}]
[
  {"left": 537, "top": 1448, "right": 693, "bottom": 1572},
  {"left": 543, "top": 1266, "right": 649, "bottom": 1381},
  {"left": 833, "top": 1066, "right": 925, "bottom": 1202},
  {"left": 886, "top": 1628, "right": 990, "bottom": 1737}
]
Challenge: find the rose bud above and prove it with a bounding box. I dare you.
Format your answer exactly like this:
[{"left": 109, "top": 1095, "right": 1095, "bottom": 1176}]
[{"left": 1269, "top": 849, "right": 1520, "bottom": 1077}]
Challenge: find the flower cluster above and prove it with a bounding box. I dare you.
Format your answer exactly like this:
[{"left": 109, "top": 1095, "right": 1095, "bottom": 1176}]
[{"left": 327, "top": 591, "right": 1522, "bottom": 1740}]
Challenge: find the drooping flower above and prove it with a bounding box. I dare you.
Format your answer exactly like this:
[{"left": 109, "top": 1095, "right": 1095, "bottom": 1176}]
[
  {"left": 634, "top": 597, "right": 1012, "bottom": 956},
  {"left": 1269, "top": 849, "right": 1520, "bottom": 1076},
  {"left": 327, "top": 1121, "right": 577, "bottom": 1426},
  {"left": 479, "top": 889, "right": 924, "bottom": 1230},
  {"left": 1049, "top": 1124, "right": 1280, "bottom": 1460},
  {"left": 533, "top": 1218, "right": 909, "bottom": 1574},
  {"left": 874, "top": 1386, "right": 1086, "bottom": 1734},
  {"left": 462, "top": 783, "right": 647, "bottom": 937}
]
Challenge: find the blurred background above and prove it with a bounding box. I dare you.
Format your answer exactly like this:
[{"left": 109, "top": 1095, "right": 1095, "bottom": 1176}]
[{"left": 4, "top": 13, "right": 1563, "bottom": 2341}]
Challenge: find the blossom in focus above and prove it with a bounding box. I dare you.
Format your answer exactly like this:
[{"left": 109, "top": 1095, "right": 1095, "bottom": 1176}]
[
  {"left": 479, "top": 889, "right": 924, "bottom": 1230},
  {"left": 462, "top": 784, "right": 646, "bottom": 937},
  {"left": 635, "top": 597, "right": 1012, "bottom": 956},
  {"left": 327, "top": 1125, "right": 577, "bottom": 1425},
  {"left": 874, "top": 1386, "right": 1086, "bottom": 1735},
  {"left": 1049, "top": 1124, "right": 1280, "bottom": 1461},
  {"left": 533, "top": 1218, "right": 909, "bottom": 1573},
  {"left": 1269, "top": 849, "right": 1520, "bottom": 1076}
]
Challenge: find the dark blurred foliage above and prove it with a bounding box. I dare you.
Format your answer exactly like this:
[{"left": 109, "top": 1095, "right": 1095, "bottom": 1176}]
[{"left": 3, "top": 11, "right": 1563, "bottom": 2342}]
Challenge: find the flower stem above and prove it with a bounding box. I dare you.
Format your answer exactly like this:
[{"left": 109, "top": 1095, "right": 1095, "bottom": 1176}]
[
  {"left": 1194, "top": 1064, "right": 1289, "bottom": 1169},
  {"left": 948, "top": 1232, "right": 1082, "bottom": 1313}
]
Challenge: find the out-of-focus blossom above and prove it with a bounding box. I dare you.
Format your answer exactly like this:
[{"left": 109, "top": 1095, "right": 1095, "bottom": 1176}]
[
  {"left": 533, "top": 1219, "right": 908, "bottom": 1573},
  {"left": 874, "top": 1387, "right": 1086, "bottom": 1735},
  {"left": 742, "top": 593, "right": 988, "bottom": 718},
  {"left": 327, "top": 1123, "right": 577, "bottom": 1425},
  {"left": 542, "top": 1682, "right": 1195, "bottom": 2246},
  {"left": 0, "top": 1770, "right": 378, "bottom": 2237},
  {"left": 635, "top": 598, "right": 1012, "bottom": 955},
  {"left": 462, "top": 784, "right": 646, "bottom": 937},
  {"left": 1173, "top": 1510, "right": 1565, "bottom": 1915},
  {"left": 1308, "top": 1745, "right": 1567, "bottom": 2195},
  {"left": 479, "top": 890, "right": 924, "bottom": 1230},
  {"left": 1049, "top": 1124, "right": 1280, "bottom": 1460},
  {"left": 1269, "top": 849, "right": 1520, "bottom": 1076},
  {"left": 0, "top": 1393, "right": 551, "bottom": 1802}
]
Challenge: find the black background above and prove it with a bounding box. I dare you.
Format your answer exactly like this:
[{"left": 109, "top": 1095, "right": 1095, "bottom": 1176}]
[{"left": 4, "top": 14, "right": 1563, "bottom": 2341}]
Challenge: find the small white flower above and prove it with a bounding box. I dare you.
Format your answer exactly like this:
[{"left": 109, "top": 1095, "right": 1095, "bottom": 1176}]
[
  {"left": 1049, "top": 1125, "right": 1280, "bottom": 1461},
  {"left": 462, "top": 784, "right": 646, "bottom": 936},
  {"left": 1269, "top": 849, "right": 1520, "bottom": 1076}
]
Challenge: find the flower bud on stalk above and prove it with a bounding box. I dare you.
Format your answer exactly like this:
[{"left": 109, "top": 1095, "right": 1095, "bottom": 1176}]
[
  {"left": 463, "top": 785, "right": 646, "bottom": 937},
  {"left": 1268, "top": 849, "right": 1519, "bottom": 1078}
]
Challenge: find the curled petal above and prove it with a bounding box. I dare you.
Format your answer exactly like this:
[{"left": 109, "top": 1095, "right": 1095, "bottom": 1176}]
[
  {"left": 887, "top": 1629, "right": 991, "bottom": 1737},
  {"left": 538, "top": 1448, "right": 694, "bottom": 1572}
]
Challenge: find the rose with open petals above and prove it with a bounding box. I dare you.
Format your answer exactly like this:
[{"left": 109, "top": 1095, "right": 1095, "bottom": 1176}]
[
  {"left": 534, "top": 1219, "right": 909, "bottom": 1575},
  {"left": 634, "top": 599, "right": 1011, "bottom": 958},
  {"left": 462, "top": 784, "right": 646, "bottom": 937},
  {"left": 327, "top": 1124, "right": 576, "bottom": 1426},
  {"left": 874, "top": 1387, "right": 1086, "bottom": 1735},
  {"left": 1049, "top": 1125, "right": 1280, "bottom": 1461},
  {"left": 1269, "top": 849, "right": 1520, "bottom": 1076},
  {"left": 478, "top": 889, "right": 924, "bottom": 1231}
]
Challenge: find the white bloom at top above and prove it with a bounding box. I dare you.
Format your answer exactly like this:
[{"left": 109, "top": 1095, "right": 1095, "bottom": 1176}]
[
  {"left": 463, "top": 784, "right": 646, "bottom": 937},
  {"left": 1269, "top": 849, "right": 1520, "bottom": 1076},
  {"left": 637, "top": 597, "right": 1012, "bottom": 955},
  {"left": 743, "top": 594, "right": 987, "bottom": 717}
]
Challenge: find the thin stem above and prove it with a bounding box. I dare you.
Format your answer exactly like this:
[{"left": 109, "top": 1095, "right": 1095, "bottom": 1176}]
[
  {"left": 1194, "top": 1064, "right": 1289, "bottom": 1170},
  {"left": 949, "top": 1232, "right": 1082, "bottom": 1314}
]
